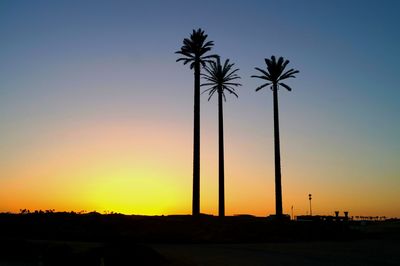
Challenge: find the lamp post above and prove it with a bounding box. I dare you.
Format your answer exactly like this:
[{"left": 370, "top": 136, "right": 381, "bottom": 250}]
[
  {"left": 291, "top": 205, "right": 294, "bottom": 220},
  {"left": 308, "top": 194, "right": 312, "bottom": 216}
]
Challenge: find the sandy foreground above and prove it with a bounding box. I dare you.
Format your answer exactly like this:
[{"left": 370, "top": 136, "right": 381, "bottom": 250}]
[{"left": 152, "top": 240, "right": 400, "bottom": 266}]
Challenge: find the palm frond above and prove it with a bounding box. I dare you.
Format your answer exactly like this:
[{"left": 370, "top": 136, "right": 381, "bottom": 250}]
[
  {"left": 251, "top": 75, "right": 269, "bottom": 81},
  {"left": 225, "top": 87, "right": 239, "bottom": 98},
  {"left": 225, "top": 68, "right": 240, "bottom": 80},
  {"left": 208, "top": 86, "right": 218, "bottom": 94},
  {"left": 255, "top": 83, "right": 271, "bottom": 91},
  {"left": 202, "top": 76, "right": 218, "bottom": 83},
  {"left": 201, "top": 87, "right": 216, "bottom": 94},
  {"left": 279, "top": 82, "right": 293, "bottom": 91},
  {"left": 175, "top": 50, "right": 193, "bottom": 57},
  {"left": 280, "top": 69, "right": 299, "bottom": 80},
  {"left": 282, "top": 59, "right": 290, "bottom": 70},
  {"left": 207, "top": 89, "right": 217, "bottom": 101},
  {"left": 201, "top": 54, "right": 219, "bottom": 60},
  {"left": 253, "top": 67, "right": 271, "bottom": 80},
  {"left": 200, "top": 82, "right": 217, "bottom": 87},
  {"left": 223, "top": 82, "right": 241, "bottom": 86},
  {"left": 277, "top": 57, "right": 284, "bottom": 68}
]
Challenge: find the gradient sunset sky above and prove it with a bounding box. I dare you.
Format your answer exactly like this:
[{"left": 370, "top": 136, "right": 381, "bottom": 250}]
[{"left": 1, "top": 0, "right": 399, "bottom": 217}]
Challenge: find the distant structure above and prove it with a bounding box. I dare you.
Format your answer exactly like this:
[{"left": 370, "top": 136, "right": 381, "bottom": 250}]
[{"left": 296, "top": 211, "right": 350, "bottom": 222}]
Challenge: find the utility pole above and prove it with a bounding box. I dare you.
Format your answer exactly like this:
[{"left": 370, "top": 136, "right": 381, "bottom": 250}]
[
  {"left": 308, "top": 194, "right": 312, "bottom": 216},
  {"left": 291, "top": 205, "right": 294, "bottom": 220}
]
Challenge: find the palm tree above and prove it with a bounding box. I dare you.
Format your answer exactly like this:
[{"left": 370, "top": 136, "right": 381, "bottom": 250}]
[
  {"left": 251, "top": 56, "right": 299, "bottom": 217},
  {"left": 202, "top": 56, "right": 241, "bottom": 217},
  {"left": 176, "top": 29, "right": 217, "bottom": 216}
]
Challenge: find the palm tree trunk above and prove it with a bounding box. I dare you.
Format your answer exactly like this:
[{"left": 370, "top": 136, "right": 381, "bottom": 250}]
[
  {"left": 218, "top": 88, "right": 225, "bottom": 217},
  {"left": 192, "top": 62, "right": 201, "bottom": 216},
  {"left": 273, "top": 83, "right": 283, "bottom": 216}
]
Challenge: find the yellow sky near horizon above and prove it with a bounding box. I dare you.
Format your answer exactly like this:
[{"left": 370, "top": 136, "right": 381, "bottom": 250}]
[{"left": 1, "top": 118, "right": 399, "bottom": 218}]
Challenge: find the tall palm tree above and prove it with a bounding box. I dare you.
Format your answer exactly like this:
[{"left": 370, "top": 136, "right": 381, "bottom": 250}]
[
  {"left": 202, "top": 56, "right": 241, "bottom": 217},
  {"left": 251, "top": 56, "right": 299, "bottom": 217},
  {"left": 176, "top": 29, "right": 217, "bottom": 216}
]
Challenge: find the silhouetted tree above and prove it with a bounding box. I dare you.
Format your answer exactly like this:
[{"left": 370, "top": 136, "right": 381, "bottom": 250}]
[
  {"left": 251, "top": 56, "right": 299, "bottom": 217},
  {"left": 176, "top": 29, "right": 218, "bottom": 215},
  {"left": 202, "top": 56, "right": 241, "bottom": 217}
]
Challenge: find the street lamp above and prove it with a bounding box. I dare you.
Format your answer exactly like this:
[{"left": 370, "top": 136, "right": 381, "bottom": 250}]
[{"left": 308, "top": 194, "right": 312, "bottom": 216}]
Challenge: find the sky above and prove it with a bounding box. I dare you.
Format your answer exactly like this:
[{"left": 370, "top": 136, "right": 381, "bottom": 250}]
[{"left": 0, "top": 0, "right": 399, "bottom": 217}]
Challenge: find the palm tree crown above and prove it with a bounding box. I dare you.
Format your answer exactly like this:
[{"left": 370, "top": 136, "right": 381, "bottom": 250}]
[
  {"left": 251, "top": 55, "right": 299, "bottom": 91},
  {"left": 202, "top": 57, "right": 241, "bottom": 100},
  {"left": 175, "top": 28, "right": 218, "bottom": 68}
]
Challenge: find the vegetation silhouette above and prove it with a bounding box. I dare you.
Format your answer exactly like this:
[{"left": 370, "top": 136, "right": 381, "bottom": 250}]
[
  {"left": 176, "top": 28, "right": 218, "bottom": 216},
  {"left": 251, "top": 56, "right": 299, "bottom": 218},
  {"left": 201, "top": 56, "right": 241, "bottom": 217}
]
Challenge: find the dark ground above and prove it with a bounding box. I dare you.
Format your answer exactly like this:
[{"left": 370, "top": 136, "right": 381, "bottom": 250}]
[{"left": 0, "top": 213, "right": 399, "bottom": 265}]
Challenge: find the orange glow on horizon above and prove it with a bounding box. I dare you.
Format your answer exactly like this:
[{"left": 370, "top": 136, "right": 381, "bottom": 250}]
[{"left": 1, "top": 118, "right": 399, "bottom": 218}]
